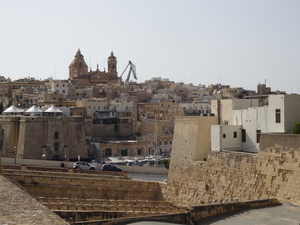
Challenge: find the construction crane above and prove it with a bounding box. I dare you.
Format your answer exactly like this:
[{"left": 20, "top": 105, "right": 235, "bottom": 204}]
[{"left": 119, "top": 61, "right": 137, "bottom": 82}]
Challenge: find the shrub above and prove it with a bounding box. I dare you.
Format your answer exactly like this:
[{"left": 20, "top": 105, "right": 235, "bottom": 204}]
[
  {"left": 161, "top": 159, "right": 170, "bottom": 170},
  {"left": 291, "top": 122, "right": 300, "bottom": 134}
]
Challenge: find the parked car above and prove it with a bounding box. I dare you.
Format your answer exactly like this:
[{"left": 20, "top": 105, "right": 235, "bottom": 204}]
[
  {"left": 73, "top": 161, "right": 96, "bottom": 170},
  {"left": 101, "top": 164, "right": 122, "bottom": 172}
]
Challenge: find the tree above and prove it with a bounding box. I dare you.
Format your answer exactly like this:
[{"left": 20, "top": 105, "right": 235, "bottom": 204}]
[
  {"left": 291, "top": 122, "right": 300, "bottom": 134},
  {"left": 161, "top": 159, "right": 170, "bottom": 170}
]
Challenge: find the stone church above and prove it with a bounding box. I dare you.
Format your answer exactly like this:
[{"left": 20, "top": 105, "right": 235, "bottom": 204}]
[{"left": 69, "top": 49, "right": 119, "bottom": 84}]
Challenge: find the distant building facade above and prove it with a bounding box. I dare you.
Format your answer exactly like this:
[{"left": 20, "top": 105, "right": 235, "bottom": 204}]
[{"left": 69, "top": 49, "right": 119, "bottom": 84}]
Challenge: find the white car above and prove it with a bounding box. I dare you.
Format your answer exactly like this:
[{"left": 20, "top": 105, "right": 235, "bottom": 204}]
[{"left": 73, "top": 161, "right": 96, "bottom": 170}]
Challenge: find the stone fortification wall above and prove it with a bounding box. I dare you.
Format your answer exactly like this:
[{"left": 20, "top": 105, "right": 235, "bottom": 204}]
[
  {"left": 170, "top": 117, "right": 200, "bottom": 166},
  {"left": 1, "top": 116, "right": 88, "bottom": 160},
  {"left": 0, "top": 116, "right": 20, "bottom": 157},
  {"left": 166, "top": 118, "right": 300, "bottom": 207},
  {"left": 91, "top": 123, "right": 133, "bottom": 138}
]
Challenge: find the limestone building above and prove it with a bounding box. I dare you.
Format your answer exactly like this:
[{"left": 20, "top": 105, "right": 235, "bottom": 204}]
[
  {"left": 69, "top": 49, "right": 119, "bottom": 84},
  {"left": 211, "top": 94, "right": 300, "bottom": 153}
]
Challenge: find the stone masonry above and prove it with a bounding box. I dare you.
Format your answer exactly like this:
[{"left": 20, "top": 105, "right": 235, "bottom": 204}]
[
  {"left": 164, "top": 117, "right": 300, "bottom": 208},
  {"left": 0, "top": 175, "right": 69, "bottom": 225}
]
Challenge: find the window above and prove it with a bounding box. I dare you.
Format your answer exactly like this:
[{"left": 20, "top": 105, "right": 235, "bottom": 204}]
[
  {"left": 54, "top": 132, "right": 59, "bottom": 139},
  {"left": 242, "top": 129, "right": 246, "bottom": 142},
  {"left": 170, "top": 141, "right": 172, "bottom": 145},
  {"left": 54, "top": 143, "right": 59, "bottom": 151},
  {"left": 233, "top": 131, "right": 237, "bottom": 138},
  {"left": 105, "top": 148, "right": 112, "bottom": 157},
  {"left": 164, "top": 140, "right": 168, "bottom": 145},
  {"left": 276, "top": 109, "right": 281, "bottom": 123},
  {"left": 121, "top": 148, "right": 127, "bottom": 156},
  {"left": 223, "top": 134, "right": 226, "bottom": 138},
  {"left": 257, "top": 130, "right": 261, "bottom": 143}
]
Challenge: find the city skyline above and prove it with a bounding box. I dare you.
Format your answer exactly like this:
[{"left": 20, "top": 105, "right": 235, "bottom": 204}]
[{"left": 0, "top": 0, "right": 299, "bottom": 93}]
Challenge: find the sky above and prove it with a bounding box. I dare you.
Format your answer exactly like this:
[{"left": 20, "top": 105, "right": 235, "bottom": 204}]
[{"left": 0, "top": 0, "right": 299, "bottom": 93}]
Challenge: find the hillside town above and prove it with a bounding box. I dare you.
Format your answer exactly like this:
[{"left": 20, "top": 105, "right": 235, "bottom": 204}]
[{"left": 0, "top": 49, "right": 296, "bottom": 163}]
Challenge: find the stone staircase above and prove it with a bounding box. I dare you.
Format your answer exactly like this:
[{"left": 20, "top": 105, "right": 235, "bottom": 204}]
[
  {"left": 3, "top": 168, "right": 187, "bottom": 224},
  {"left": 36, "top": 197, "right": 186, "bottom": 222}
]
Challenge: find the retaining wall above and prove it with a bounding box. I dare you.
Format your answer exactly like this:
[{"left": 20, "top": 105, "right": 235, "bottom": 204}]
[{"left": 54, "top": 199, "right": 278, "bottom": 224}]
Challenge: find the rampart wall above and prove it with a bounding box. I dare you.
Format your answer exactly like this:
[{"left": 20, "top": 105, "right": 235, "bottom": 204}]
[
  {"left": 0, "top": 116, "right": 88, "bottom": 160},
  {"left": 91, "top": 123, "right": 133, "bottom": 138},
  {"left": 165, "top": 116, "right": 300, "bottom": 207}
]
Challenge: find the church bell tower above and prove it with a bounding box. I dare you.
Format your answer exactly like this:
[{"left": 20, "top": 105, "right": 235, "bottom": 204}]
[{"left": 107, "top": 52, "right": 117, "bottom": 77}]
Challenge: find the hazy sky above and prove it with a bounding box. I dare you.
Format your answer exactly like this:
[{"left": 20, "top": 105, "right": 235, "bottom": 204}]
[{"left": 0, "top": 1, "right": 299, "bottom": 93}]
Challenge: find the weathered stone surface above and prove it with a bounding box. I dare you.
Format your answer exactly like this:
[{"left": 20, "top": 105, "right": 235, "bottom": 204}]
[
  {"left": 166, "top": 125, "right": 300, "bottom": 207},
  {"left": 0, "top": 151, "right": 2, "bottom": 175},
  {"left": 0, "top": 175, "right": 69, "bottom": 225}
]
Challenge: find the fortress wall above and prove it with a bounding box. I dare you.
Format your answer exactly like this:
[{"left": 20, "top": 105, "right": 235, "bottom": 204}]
[
  {"left": 166, "top": 116, "right": 300, "bottom": 207},
  {"left": 18, "top": 117, "right": 48, "bottom": 159},
  {"left": 5, "top": 116, "right": 89, "bottom": 160},
  {"left": 92, "top": 123, "right": 133, "bottom": 137},
  {"left": 0, "top": 116, "right": 20, "bottom": 157},
  {"left": 168, "top": 117, "right": 199, "bottom": 174}
]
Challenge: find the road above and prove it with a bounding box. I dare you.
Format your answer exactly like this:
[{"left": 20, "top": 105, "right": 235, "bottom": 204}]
[{"left": 196, "top": 202, "right": 300, "bottom": 225}]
